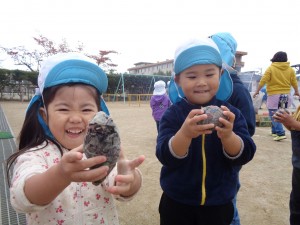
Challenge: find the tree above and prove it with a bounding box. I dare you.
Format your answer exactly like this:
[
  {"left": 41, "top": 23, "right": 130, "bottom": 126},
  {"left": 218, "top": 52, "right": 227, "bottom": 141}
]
[
  {"left": 0, "top": 69, "right": 10, "bottom": 98},
  {"left": 0, "top": 46, "right": 41, "bottom": 72},
  {"left": 0, "top": 35, "right": 119, "bottom": 101},
  {"left": 87, "top": 50, "right": 118, "bottom": 72},
  {"left": 0, "top": 35, "right": 118, "bottom": 73}
]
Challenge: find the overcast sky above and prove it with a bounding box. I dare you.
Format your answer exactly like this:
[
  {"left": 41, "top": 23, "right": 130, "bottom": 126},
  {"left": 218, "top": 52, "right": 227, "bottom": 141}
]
[{"left": 1, "top": 0, "right": 299, "bottom": 73}]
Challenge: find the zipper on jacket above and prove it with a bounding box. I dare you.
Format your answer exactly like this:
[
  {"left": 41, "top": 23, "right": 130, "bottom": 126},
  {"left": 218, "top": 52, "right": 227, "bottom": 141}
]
[{"left": 200, "top": 134, "right": 207, "bottom": 205}]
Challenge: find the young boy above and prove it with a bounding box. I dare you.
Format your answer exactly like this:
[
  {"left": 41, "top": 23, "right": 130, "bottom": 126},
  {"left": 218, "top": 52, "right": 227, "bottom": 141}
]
[{"left": 156, "top": 38, "right": 256, "bottom": 225}]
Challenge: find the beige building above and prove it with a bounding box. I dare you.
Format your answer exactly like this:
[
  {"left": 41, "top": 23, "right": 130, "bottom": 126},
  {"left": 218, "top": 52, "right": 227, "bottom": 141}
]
[
  {"left": 127, "top": 51, "right": 247, "bottom": 75},
  {"left": 127, "top": 60, "right": 174, "bottom": 75},
  {"left": 235, "top": 51, "right": 247, "bottom": 72}
]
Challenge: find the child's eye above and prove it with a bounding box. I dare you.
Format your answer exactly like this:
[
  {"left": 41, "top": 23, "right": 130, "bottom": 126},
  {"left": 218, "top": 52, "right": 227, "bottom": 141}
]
[
  {"left": 83, "top": 109, "right": 94, "bottom": 112},
  {"left": 206, "top": 73, "right": 214, "bottom": 77},
  {"left": 58, "top": 108, "right": 68, "bottom": 111},
  {"left": 187, "top": 76, "right": 196, "bottom": 79}
]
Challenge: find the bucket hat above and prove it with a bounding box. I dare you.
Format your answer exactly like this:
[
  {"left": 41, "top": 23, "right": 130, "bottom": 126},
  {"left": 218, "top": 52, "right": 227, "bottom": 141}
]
[
  {"left": 153, "top": 80, "right": 166, "bottom": 95},
  {"left": 169, "top": 38, "right": 233, "bottom": 104}
]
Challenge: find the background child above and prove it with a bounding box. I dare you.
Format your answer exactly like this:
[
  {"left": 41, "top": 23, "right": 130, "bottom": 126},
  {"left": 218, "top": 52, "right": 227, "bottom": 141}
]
[
  {"left": 253, "top": 51, "right": 299, "bottom": 141},
  {"left": 210, "top": 32, "right": 256, "bottom": 225},
  {"left": 273, "top": 107, "right": 300, "bottom": 225},
  {"left": 156, "top": 38, "right": 256, "bottom": 225},
  {"left": 150, "top": 80, "right": 171, "bottom": 132},
  {"left": 6, "top": 52, "right": 145, "bottom": 225}
]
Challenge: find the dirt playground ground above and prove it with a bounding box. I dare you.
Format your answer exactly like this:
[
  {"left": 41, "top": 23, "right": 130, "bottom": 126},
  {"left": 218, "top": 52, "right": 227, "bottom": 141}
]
[{"left": 1, "top": 101, "right": 293, "bottom": 225}]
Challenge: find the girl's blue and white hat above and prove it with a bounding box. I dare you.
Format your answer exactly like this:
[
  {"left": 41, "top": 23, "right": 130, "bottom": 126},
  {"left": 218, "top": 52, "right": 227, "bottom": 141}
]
[
  {"left": 169, "top": 37, "right": 233, "bottom": 104},
  {"left": 27, "top": 52, "right": 110, "bottom": 139},
  {"left": 38, "top": 52, "right": 108, "bottom": 96},
  {"left": 29, "top": 52, "right": 109, "bottom": 114}
]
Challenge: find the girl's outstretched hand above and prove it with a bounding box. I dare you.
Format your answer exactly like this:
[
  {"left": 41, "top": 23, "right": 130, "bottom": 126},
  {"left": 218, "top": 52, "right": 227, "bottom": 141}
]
[
  {"left": 58, "top": 144, "right": 109, "bottom": 184},
  {"left": 105, "top": 154, "right": 145, "bottom": 197},
  {"left": 24, "top": 144, "right": 110, "bottom": 205}
]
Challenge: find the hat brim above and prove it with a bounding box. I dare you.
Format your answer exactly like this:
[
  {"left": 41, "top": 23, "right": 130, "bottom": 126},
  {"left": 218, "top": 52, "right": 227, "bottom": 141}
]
[{"left": 168, "top": 69, "right": 233, "bottom": 104}]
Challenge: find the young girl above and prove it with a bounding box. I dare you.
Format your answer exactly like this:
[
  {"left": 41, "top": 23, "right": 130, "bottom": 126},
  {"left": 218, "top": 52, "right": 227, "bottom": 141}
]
[
  {"left": 156, "top": 38, "right": 256, "bottom": 225},
  {"left": 6, "top": 53, "right": 145, "bottom": 225},
  {"left": 273, "top": 107, "right": 300, "bottom": 225}
]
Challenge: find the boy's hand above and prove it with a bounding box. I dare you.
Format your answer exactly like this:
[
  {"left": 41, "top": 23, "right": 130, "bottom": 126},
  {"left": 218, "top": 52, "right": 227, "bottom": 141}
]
[
  {"left": 215, "top": 106, "right": 235, "bottom": 139},
  {"left": 273, "top": 109, "right": 295, "bottom": 129},
  {"left": 181, "top": 109, "right": 214, "bottom": 139}
]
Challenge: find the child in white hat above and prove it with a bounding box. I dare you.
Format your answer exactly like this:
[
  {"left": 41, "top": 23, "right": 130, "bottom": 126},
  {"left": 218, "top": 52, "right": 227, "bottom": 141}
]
[
  {"left": 7, "top": 52, "right": 144, "bottom": 225},
  {"left": 150, "top": 80, "right": 171, "bottom": 132},
  {"left": 156, "top": 37, "right": 256, "bottom": 225}
]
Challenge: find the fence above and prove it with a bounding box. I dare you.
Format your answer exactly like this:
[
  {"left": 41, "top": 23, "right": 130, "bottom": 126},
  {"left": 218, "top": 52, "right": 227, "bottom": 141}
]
[
  {"left": 103, "top": 94, "right": 153, "bottom": 106},
  {"left": 1, "top": 93, "right": 154, "bottom": 106}
]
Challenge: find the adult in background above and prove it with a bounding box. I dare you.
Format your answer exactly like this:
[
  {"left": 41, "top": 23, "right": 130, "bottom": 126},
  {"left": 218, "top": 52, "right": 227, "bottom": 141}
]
[
  {"left": 253, "top": 51, "right": 299, "bottom": 141},
  {"left": 210, "top": 32, "right": 256, "bottom": 225},
  {"left": 150, "top": 80, "right": 171, "bottom": 132}
]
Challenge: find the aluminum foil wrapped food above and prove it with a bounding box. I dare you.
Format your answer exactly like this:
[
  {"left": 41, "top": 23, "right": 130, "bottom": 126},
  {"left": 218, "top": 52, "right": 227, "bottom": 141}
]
[
  {"left": 197, "top": 105, "right": 228, "bottom": 129},
  {"left": 84, "top": 111, "right": 121, "bottom": 185}
]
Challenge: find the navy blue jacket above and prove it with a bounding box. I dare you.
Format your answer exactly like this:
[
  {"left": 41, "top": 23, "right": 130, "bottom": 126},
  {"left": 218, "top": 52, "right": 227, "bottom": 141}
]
[
  {"left": 291, "top": 130, "right": 300, "bottom": 169},
  {"left": 156, "top": 97, "right": 256, "bottom": 206},
  {"left": 227, "top": 72, "right": 256, "bottom": 136}
]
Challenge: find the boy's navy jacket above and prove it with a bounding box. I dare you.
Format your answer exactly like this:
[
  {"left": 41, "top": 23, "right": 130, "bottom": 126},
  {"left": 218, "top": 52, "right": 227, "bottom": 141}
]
[
  {"left": 291, "top": 130, "right": 300, "bottom": 169},
  {"left": 156, "top": 97, "right": 256, "bottom": 206}
]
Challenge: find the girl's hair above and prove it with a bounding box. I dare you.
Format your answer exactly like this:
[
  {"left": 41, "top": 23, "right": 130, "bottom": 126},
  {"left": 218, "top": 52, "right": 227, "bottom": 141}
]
[
  {"left": 6, "top": 83, "right": 101, "bottom": 186},
  {"left": 270, "top": 51, "right": 288, "bottom": 62}
]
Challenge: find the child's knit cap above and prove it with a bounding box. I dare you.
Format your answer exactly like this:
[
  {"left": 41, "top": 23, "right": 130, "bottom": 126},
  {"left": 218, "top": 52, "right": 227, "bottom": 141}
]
[{"left": 169, "top": 37, "right": 233, "bottom": 103}]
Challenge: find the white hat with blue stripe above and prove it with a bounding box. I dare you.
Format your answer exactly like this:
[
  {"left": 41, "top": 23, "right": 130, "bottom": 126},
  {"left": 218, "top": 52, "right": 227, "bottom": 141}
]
[{"left": 169, "top": 37, "right": 233, "bottom": 104}]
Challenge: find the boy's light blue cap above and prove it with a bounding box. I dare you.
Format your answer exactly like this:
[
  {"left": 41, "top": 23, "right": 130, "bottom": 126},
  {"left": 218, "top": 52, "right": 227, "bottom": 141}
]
[
  {"left": 169, "top": 38, "right": 233, "bottom": 103},
  {"left": 210, "top": 32, "right": 237, "bottom": 67}
]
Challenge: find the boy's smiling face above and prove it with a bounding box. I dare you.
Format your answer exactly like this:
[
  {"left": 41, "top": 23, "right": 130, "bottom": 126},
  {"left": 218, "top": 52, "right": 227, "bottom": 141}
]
[{"left": 175, "top": 64, "right": 221, "bottom": 105}]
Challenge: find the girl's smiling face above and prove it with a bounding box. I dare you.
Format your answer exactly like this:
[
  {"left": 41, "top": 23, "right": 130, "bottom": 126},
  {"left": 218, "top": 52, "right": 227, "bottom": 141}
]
[
  {"left": 175, "top": 64, "right": 221, "bottom": 105},
  {"left": 41, "top": 85, "right": 99, "bottom": 150}
]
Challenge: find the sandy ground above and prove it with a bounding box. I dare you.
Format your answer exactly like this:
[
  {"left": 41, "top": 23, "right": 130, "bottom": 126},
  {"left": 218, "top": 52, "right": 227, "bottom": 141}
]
[{"left": 0, "top": 101, "right": 293, "bottom": 225}]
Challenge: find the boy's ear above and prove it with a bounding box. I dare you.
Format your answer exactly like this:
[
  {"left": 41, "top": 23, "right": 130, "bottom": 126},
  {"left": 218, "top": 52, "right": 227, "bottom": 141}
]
[
  {"left": 39, "top": 107, "right": 47, "bottom": 123},
  {"left": 174, "top": 75, "right": 180, "bottom": 84},
  {"left": 220, "top": 69, "right": 224, "bottom": 78}
]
